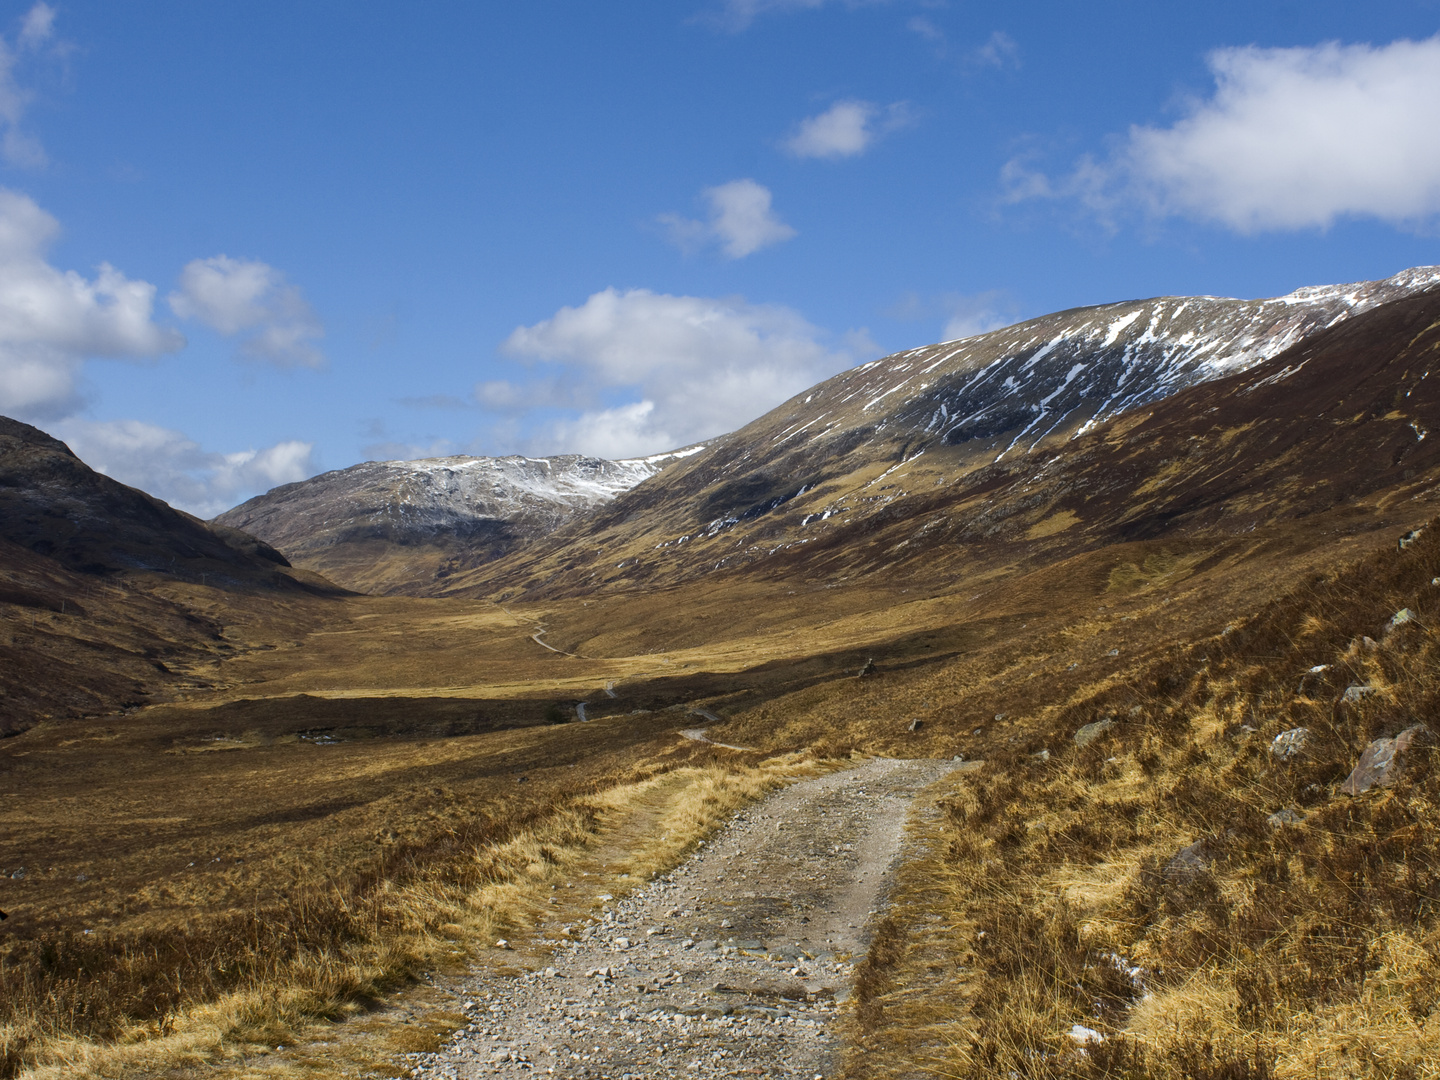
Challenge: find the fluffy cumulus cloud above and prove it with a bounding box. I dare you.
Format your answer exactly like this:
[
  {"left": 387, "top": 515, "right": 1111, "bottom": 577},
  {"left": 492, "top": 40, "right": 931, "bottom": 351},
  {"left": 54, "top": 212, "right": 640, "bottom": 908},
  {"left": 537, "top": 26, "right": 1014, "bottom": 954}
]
[
  {"left": 53, "top": 418, "right": 317, "bottom": 518},
  {"left": 498, "top": 288, "right": 876, "bottom": 458},
  {"left": 659, "top": 179, "right": 796, "bottom": 259},
  {"left": 169, "top": 255, "right": 324, "bottom": 367},
  {"left": 783, "top": 99, "right": 912, "bottom": 160},
  {"left": 1008, "top": 35, "right": 1440, "bottom": 232},
  {"left": 0, "top": 189, "right": 182, "bottom": 420}
]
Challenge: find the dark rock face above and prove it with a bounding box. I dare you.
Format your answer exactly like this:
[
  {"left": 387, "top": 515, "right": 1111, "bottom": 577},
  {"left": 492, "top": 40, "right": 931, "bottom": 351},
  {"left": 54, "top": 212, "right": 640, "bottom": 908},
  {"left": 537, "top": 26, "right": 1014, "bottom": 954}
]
[{"left": 1341, "top": 725, "right": 1434, "bottom": 795}]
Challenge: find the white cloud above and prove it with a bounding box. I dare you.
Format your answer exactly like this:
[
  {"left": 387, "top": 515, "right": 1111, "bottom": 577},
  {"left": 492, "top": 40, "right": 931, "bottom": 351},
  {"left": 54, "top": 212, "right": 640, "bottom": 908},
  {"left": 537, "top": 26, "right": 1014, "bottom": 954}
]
[
  {"left": 169, "top": 255, "right": 324, "bottom": 368},
  {"left": 889, "top": 288, "right": 1018, "bottom": 342},
  {"left": 940, "top": 291, "right": 1016, "bottom": 341},
  {"left": 473, "top": 376, "right": 583, "bottom": 413},
  {"left": 906, "top": 15, "right": 944, "bottom": 44},
  {"left": 707, "top": 0, "right": 893, "bottom": 32},
  {"left": 968, "top": 30, "right": 1018, "bottom": 70},
  {"left": 1008, "top": 35, "right": 1440, "bottom": 233},
  {"left": 0, "top": 189, "right": 182, "bottom": 420},
  {"left": 18, "top": 3, "right": 52, "bottom": 49},
  {"left": 783, "top": 99, "right": 912, "bottom": 160},
  {"left": 499, "top": 287, "right": 877, "bottom": 457},
  {"left": 0, "top": 3, "right": 58, "bottom": 168},
  {"left": 659, "top": 179, "right": 796, "bottom": 259},
  {"left": 53, "top": 417, "right": 318, "bottom": 518}
]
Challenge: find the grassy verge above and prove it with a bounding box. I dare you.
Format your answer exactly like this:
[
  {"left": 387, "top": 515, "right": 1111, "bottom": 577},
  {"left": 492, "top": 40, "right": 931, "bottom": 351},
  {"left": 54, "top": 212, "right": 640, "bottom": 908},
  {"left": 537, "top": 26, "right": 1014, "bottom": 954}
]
[
  {"left": 844, "top": 521, "right": 1440, "bottom": 1079},
  {"left": 2, "top": 738, "right": 822, "bottom": 1080}
]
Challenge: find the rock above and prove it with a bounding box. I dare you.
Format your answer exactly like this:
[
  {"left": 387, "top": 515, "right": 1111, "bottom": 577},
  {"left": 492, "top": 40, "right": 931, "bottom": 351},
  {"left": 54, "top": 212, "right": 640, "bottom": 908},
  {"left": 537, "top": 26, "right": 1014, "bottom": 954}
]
[
  {"left": 1073, "top": 717, "right": 1115, "bottom": 748},
  {"left": 1342, "top": 685, "right": 1377, "bottom": 703},
  {"left": 9, "top": 868, "right": 23, "bottom": 880},
  {"left": 907, "top": 718, "right": 924, "bottom": 732},
  {"left": 613, "top": 937, "right": 631, "bottom": 950},
  {"left": 857, "top": 658, "right": 876, "bottom": 678},
  {"left": 494, "top": 939, "right": 511, "bottom": 949},
  {"left": 1341, "top": 724, "right": 1434, "bottom": 795},
  {"left": 1389, "top": 608, "right": 1417, "bottom": 631},
  {"left": 1031, "top": 748, "right": 1051, "bottom": 762},
  {"left": 1164, "top": 840, "right": 1214, "bottom": 884},
  {"left": 1266, "top": 807, "right": 1306, "bottom": 828},
  {"left": 1068, "top": 1024, "right": 1106, "bottom": 1045},
  {"left": 1399, "top": 527, "right": 1425, "bottom": 550},
  {"left": 1269, "top": 727, "right": 1309, "bottom": 761}
]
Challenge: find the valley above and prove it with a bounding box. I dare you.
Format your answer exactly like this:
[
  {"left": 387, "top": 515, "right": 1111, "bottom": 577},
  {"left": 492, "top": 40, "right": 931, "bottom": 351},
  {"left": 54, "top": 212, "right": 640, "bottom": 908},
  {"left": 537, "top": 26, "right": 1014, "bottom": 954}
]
[{"left": 3, "top": 271, "right": 1440, "bottom": 1079}]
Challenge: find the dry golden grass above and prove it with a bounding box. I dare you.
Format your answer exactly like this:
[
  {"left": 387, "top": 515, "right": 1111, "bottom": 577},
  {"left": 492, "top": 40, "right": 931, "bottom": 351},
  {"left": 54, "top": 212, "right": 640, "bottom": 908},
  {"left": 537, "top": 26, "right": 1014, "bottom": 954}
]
[
  {"left": 834, "top": 518, "right": 1440, "bottom": 1080},
  {"left": 4, "top": 738, "right": 823, "bottom": 1079}
]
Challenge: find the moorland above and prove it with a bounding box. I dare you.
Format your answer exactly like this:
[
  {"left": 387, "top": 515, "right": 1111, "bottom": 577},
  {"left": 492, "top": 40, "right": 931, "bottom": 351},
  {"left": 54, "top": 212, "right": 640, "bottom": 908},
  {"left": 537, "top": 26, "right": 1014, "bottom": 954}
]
[{"left": 3, "top": 277, "right": 1440, "bottom": 1079}]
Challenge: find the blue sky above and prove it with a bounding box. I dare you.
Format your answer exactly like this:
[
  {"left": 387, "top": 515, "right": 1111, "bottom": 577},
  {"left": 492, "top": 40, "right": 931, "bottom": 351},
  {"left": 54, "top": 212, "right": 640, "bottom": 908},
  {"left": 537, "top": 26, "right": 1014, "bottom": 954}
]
[{"left": 1, "top": 0, "right": 1438, "bottom": 514}]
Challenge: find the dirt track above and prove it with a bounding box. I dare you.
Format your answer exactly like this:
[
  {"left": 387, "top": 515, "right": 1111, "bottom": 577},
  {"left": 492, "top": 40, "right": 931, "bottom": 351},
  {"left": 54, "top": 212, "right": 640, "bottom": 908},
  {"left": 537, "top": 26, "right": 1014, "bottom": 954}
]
[{"left": 405, "top": 757, "right": 964, "bottom": 1079}]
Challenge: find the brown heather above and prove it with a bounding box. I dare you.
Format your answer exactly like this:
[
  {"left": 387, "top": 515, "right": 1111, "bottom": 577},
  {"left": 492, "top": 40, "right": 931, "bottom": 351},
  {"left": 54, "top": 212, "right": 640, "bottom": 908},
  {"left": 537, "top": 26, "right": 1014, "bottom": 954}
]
[{"left": 839, "top": 520, "right": 1440, "bottom": 1080}]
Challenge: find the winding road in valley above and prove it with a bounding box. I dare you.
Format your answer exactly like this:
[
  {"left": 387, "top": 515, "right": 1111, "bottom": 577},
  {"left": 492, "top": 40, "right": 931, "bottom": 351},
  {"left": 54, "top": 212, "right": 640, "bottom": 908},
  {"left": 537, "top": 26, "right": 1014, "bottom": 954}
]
[{"left": 409, "top": 757, "right": 968, "bottom": 1079}]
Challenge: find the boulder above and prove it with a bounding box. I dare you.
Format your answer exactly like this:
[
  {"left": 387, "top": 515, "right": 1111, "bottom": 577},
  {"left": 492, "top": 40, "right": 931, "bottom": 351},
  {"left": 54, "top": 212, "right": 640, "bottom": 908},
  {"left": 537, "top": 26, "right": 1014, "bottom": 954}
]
[
  {"left": 1269, "top": 727, "right": 1310, "bottom": 761},
  {"left": 1341, "top": 725, "right": 1434, "bottom": 795},
  {"left": 1074, "top": 717, "right": 1115, "bottom": 748}
]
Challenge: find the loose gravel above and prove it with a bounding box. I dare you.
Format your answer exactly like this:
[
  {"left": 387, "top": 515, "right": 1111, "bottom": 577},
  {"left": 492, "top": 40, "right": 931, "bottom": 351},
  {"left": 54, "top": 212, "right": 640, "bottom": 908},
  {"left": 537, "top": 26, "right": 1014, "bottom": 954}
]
[{"left": 404, "top": 757, "right": 961, "bottom": 1080}]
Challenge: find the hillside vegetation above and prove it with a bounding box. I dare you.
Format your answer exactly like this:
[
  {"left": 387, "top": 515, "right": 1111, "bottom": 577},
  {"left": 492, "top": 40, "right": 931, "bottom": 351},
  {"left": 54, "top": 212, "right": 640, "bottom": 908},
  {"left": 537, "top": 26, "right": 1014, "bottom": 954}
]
[{"left": 3, "top": 282, "right": 1440, "bottom": 1078}]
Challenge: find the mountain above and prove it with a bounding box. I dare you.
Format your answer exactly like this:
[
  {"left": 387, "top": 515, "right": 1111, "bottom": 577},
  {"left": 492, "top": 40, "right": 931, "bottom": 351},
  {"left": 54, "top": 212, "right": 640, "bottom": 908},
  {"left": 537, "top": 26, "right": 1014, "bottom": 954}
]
[
  {"left": 438, "top": 267, "right": 1440, "bottom": 600},
  {"left": 0, "top": 416, "right": 344, "bottom": 734},
  {"left": 214, "top": 449, "right": 701, "bottom": 594}
]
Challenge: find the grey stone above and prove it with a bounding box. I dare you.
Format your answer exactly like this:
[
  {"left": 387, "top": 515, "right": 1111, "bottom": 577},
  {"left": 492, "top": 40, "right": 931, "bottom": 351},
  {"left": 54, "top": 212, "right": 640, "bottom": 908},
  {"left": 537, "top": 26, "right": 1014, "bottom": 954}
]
[
  {"left": 857, "top": 658, "right": 876, "bottom": 678},
  {"left": 1163, "top": 840, "right": 1214, "bottom": 884},
  {"left": 1341, "top": 724, "right": 1433, "bottom": 795},
  {"left": 1342, "top": 684, "right": 1377, "bottom": 703},
  {"left": 907, "top": 718, "right": 924, "bottom": 732},
  {"left": 1389, "top": 608, "right": 1417, "bottom": 631},
  {"left": 1266, "top": 807, "right": 1306, "bottom": 828},
  {"left": 1399, "top": 528, "right": 1425, "bottom": 550},
  {"left": 1074, "top": 717, "right": 1115, "bottom": 748},
  {"left": 1269, "top": 727, "right": 1310, "bottom": 761}
]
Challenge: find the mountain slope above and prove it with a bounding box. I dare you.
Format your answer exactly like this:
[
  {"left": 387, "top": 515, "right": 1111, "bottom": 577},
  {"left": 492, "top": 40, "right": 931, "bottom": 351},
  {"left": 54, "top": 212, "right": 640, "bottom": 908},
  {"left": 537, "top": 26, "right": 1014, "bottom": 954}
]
[
  {"left": 0, "top": 417, "right": 344, "bottom": 734},
  {"left": 443, "top": 269, "right": 1440, "bottom": 601},
  {"left": 215, "top": 449, "right": 700, "bottom": 594}
]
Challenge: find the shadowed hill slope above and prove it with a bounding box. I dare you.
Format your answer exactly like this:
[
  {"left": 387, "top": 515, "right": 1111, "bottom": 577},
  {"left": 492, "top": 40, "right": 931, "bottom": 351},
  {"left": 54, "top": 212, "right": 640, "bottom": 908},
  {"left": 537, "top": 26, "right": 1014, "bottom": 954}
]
[{"left": 0, "top": 417, "right": 347, "bottom": 734}]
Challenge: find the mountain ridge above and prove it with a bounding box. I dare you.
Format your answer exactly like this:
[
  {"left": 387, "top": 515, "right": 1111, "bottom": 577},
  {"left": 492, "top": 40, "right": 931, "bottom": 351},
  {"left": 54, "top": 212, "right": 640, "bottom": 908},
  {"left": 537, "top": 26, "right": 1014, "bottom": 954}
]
[
  {"left": 214, "top": 447, "right": 703, "bottom": 594},
  {"left": 437, "top": 268, "right": 1440, "bottom": 600}
]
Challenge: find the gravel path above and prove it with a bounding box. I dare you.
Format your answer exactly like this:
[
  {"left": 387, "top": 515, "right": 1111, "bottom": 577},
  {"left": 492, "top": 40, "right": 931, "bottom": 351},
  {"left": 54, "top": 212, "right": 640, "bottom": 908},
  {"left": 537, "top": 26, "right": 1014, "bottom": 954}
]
[{"left": 407, "top": 757, "right": 962, "bottom": 1080}]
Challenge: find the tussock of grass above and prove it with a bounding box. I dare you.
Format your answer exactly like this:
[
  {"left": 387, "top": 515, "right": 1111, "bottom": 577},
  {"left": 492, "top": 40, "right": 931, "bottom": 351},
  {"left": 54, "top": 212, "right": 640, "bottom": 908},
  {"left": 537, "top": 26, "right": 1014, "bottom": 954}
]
[
  {"left": 844, "top": 520, "right": 1440, "bottom": 1079},
  {"left": 1, "top": 754, "right": 818, "bottom": 1079}
]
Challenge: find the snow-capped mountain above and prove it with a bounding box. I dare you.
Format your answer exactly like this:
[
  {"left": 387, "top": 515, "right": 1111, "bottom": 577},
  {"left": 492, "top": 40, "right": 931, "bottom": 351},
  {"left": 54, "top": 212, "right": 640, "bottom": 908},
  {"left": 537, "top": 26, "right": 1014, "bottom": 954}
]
[
  {"left": 437, "top": 266, "right": 1440, "bottom": 599},
  {"left": 785, "top": 265, "right": 1440, "bottom": 458},
  {"left": 214, "top": 449, "right": 701, "bottom": 594}
]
